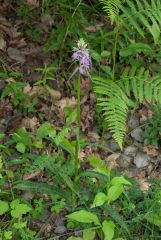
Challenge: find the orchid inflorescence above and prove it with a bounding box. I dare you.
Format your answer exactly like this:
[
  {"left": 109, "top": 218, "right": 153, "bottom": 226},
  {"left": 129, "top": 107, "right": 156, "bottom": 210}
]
[{"left": 72, "top": 38, "right": 90, "bottom": 76}]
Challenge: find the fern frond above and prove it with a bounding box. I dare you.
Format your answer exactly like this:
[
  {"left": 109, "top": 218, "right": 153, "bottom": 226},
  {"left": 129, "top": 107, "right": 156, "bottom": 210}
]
[
  {"left": 93, "top": 68, "right": 161, "bottom": 149},
  {"left": 14, "top": 181, "right": 70, "bottom": 199},
  {"left": 93, "top": 77, "right": 134, "bottom": 149},
  {"left": 99, "top": 0, "right": 122, "bottom": 24},
  {"left": 121, "top": 0, "right": 161, "bottom": 43}
]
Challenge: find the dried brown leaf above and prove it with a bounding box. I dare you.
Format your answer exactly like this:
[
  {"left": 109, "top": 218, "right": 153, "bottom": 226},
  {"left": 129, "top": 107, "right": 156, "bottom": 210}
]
[
  {"left": 23, "top": 171, "right": 42, "bottom": 180},
  {"left": 143, "top": 146, "right": 159, "bottom": 156}
]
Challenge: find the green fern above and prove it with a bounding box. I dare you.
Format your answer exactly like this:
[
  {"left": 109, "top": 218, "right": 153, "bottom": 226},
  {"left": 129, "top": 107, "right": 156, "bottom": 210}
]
[
  {"left": 13, "top": 181, "right": 70, "bottom": 199},
  {"left": 120, "top": 0, "right": 161, "bottom": 43},
  {"left": 93, "top": 76, "right": 135, "bottom": 149},
  {"left": 99, "top": 0, "right": 122, "bottom": 24},
  {"left": 93, "top": 68, "right": 161, "bottom": 149}
]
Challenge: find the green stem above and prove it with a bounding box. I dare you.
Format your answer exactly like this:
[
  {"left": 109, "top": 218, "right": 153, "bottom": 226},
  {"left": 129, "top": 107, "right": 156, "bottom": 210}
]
[
  {"left": 112, "top": 26, "right": 119, "bottom": 81},
  {"left": 72, "top": 74, "right": 81, "bottom": 209},
  {"left": 74, "top": 74, "right": 81, "bottom": 182}
]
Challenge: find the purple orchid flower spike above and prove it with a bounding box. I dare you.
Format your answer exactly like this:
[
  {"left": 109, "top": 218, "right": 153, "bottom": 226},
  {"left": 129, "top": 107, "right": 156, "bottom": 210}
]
[{"left": 72, "top": 38, "right": 91, "bottom": 76}]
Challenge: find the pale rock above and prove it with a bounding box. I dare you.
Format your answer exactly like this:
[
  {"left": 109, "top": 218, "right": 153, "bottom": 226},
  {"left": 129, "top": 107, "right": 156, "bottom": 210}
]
[
  {"left": 54, "top": 217, "right": 66, "bottom": 234},
  {"left": 124, "top": 146, "right": 138, "bottom": 157},
  {"left": 129, "top": 115, "right": 139, "bottom": 130},
  {"left": 131, "top": 128, "right": 143, "bottom": 142},
  {"left": 104, "top": 131, "right": 112, "bottom": 140},
  {"left": 134, "top": 152, "right": 150, "bottom": 168},
  {"left": 107, "top": 139, "right": 120, "bottom": 151},
  {"left": 0, "top": 37, "right": 6, "bottom": 50},
  {"left": 118, "top": 154, "right": 133, "bottom": 168}
]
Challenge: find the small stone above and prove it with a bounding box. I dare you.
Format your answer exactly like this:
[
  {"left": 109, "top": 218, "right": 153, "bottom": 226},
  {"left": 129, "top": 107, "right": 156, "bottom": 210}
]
[
  {"left": 54, "top": 217, "right": 66, "bottom": 234},
  {"left": 134, "top": 152, "right": 150, "bottom": 168},
  {"left": 129, "top": 115, "right": 139, "bottom": 130},
  {"left": 0, "top": 37, "right": 6, "bottom": 51},
  {"left": 54, "top": 226, "right": 66, "bottom": 234},
  {"left": 118, "top": 154, "right": 133, "bottom": 168},
  {"left": 104, "top": 131, "right": 112, "bottom": 140},
  {"left": 131, "top": 128, "right": 143, "bottom": 142},
  {"left": 123, "top": 168, "right": 138, "bottom": 178},
  {"left": 107, "top": 139, "right": 120, "bottom": 151},
  {"left": 124, "top": 146, "right": 138, "bottom": 157}
]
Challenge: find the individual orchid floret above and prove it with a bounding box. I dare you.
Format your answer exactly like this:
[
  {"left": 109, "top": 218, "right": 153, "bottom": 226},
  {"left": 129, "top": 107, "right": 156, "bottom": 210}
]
[{"left": 72, "top": 38, "right": 90, "bottom": 76}]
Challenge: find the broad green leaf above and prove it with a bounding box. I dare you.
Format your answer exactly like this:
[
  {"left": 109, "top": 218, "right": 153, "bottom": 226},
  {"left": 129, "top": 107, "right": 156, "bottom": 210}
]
[
  {"left": 10, "top": 199, "right": 32, "bottom": 218},
  {"left": 91, "top": 192, "right": 107, "bottom": 208},
  {"left": 16, "top": 142, "right": 26, "bottom": 153},
  {"left": 54, "top": 128, "right": 71, "bottom": 146},
  {"left": 102, "top": 220, "right": 115, "bottom": 240},
  {"left": 83, "top": 229, "right": 95, "bottom": 240},
  {"left": 111, "top": 177, "right": 131, "bottom": 186},
  {"left": 36, "top": 122, "right": 56, "bottom": 139},
  {"left": 88, "top": 155, "right": 111, "bottom": 176},
  {"left": 12, "top": 128, "right": 32, "bottom": 147},
  {"left": 66, "top": 110, "right": 77, "bottom": 126},
  {"left": 0, "top": 200, "right": 9, "bottom": 215},
  {"left": 107, "top": 185, "right": 124, "bottom": 203},
  {"left": 67, "top": 210, "right": 100, "bottom": 225},
  {"left": 60, "top": 138, "right": 75, "bottom": 156}
]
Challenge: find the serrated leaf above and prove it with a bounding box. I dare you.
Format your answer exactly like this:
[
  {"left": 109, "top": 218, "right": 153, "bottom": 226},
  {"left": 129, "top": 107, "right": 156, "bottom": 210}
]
[
  {"left": 10, "top": 199, "right": 32, "bottom": 218},
  {"left": 4, "top": 231, "right": 12, "bottom": 240},
  {"left": 67, "top": 210, "right": 100, "bottom": 225}
]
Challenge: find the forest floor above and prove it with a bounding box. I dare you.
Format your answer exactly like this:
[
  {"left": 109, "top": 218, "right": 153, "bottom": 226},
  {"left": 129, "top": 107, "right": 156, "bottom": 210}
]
[{"left": 0, "top": 1, "right": 161, "bottom": 239}]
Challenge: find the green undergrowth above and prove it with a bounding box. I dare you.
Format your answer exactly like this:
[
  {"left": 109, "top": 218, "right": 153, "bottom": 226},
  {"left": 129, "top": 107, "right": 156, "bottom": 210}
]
[{"left": 0, "top": 0, "right": 161, "bottom": 239}]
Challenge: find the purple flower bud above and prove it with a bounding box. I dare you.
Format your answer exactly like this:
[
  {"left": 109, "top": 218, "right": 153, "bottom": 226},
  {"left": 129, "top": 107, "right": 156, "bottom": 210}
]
[
  {"left": 72, "top": 52, "right": 78, "bottom": 60},
  {"left": 72, "top": 39, "right": 90, "bottom": 76}
]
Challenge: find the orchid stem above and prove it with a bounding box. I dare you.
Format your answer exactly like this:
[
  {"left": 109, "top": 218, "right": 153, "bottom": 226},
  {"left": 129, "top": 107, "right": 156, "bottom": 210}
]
[
  {"left": 74, "top": 73, "right": 81, "bottom": 183},
  {"left": 72, "top": 74, "right": 81, "bottom": 209}
]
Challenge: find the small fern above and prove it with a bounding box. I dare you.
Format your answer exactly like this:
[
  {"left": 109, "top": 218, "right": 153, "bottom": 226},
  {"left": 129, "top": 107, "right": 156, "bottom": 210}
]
[
  {"left": 120, "top": 0, "right": 161, "bottom": 43},
  {"left": 99, "top": 0, "right": 122, "bottom": 24},
  {"left": 93, "top": 68, "right": 161, "bottom": 149}
]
